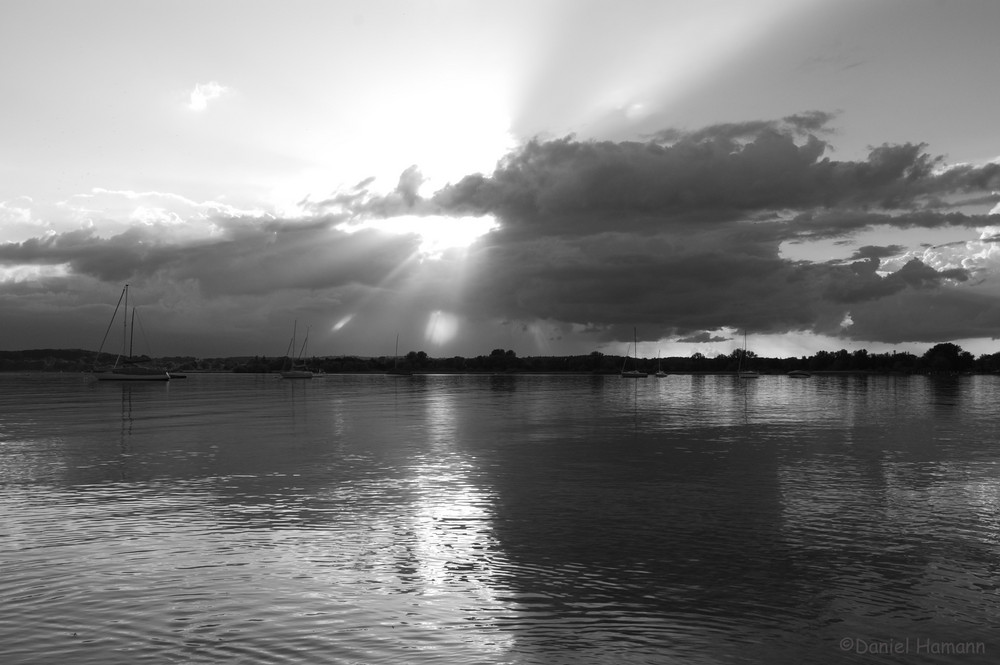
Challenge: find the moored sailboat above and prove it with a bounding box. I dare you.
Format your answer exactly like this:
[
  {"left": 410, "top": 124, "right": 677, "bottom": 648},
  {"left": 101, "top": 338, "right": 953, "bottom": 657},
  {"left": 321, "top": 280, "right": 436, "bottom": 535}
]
[
  {"left": 92, "top": 284, "right": 170, "bottom": 381},
  {"left": 280, "top": 321, "right": 314, "bottom": 379},
  {"left": 654, "top": 350, "right": 668, "bottom": 378},
  {"left": 621, "top": 328, "right": 648, "bottom": 378},
  {"left": 385, "top": 334, "right": 412, "bottom": 376},
  {"left": 737, "top": 329, "right": 759, "bottom": 379}
]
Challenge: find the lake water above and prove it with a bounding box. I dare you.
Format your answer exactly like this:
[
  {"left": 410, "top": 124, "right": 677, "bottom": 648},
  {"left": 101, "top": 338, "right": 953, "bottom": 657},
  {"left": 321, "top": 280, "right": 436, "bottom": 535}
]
[{"left": 1, "top": 372, "right": 998, "bottom": 664}]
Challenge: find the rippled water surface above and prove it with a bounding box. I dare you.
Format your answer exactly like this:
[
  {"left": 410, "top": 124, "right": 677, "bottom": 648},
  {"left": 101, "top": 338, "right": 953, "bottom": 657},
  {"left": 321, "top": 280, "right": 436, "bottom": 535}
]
[{"left": 2, "top": 372, "right": 999, "bottom": 664}]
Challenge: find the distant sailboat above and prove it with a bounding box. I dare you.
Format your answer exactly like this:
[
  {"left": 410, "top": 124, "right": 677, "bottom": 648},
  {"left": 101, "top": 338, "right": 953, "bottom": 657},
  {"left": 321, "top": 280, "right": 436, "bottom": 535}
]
[
  {"left": 737, "top": 329, "right": 759, "bottom": 379},
  {"left": 385, "top": 334, "right": 412, "bottom": 376},
  {"left": 92, "top": 284, "right": 170, "bottom": 381},
  {"left": 281, "top": 321, "right": 314, "bottom": 379},
  {"left": 654, "top": 351, "right": 668, "bottom": 378},
  {"left": 621, "top": 328, "right": 648, "bottom": 378}
]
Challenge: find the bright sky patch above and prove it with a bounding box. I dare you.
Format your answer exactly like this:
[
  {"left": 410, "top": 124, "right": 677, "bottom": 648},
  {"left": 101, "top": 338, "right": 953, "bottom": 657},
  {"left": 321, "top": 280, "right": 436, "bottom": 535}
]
[
  {"left": 338, "top": 215, "right": 498, "bottom": 259},
  {"left": 188, "top": 81, "right": 230, "bottom": 111},
  {"left": 425, "top": 310, "right": 460, "bottom": 346}
]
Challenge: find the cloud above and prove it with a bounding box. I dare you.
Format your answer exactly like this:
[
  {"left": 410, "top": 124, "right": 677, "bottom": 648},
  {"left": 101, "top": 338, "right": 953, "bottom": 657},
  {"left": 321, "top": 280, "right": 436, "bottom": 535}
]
[
  {"left": 847, "top": 245, "right": 906, "bottom": 261},
  {"left": 434, "top": 117, "right": 998, "bottom": 235},
  {"left": 0, "top": 216, "right": 422, "bottom": 296},
  {"left": 188, "top": 81, "right": 231, "bottom": 111},
  {"left": 843, "top": 285, "right": 1000, "bottom": 344},
  {"left": 426, "top": 116, "right": 998, "bottom": 344},
  {"left": 676, "top": 331, "right": 731, "bottom": 344},
  {"left": 818, "top": 257, "right": 968, "bottom": 306},
  {"left": 0, "top": 197, "right": 34, "bottom": 226}
]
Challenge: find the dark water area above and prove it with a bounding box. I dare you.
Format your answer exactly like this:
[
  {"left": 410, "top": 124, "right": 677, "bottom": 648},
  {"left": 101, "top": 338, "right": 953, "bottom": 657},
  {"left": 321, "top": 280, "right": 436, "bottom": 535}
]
[{"left": 1, "top": 372, "right": 998, "bottom": 664}]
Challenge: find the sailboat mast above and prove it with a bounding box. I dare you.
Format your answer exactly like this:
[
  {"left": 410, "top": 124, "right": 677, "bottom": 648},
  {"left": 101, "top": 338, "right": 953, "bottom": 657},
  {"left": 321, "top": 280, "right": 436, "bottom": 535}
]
[
  {"left": 122, "top": 284, "right": 129, "bottom": 358},
  {"left": 634, "top": 327, "right": 638, "bottom": 370},
  {"left": 299, "top": 326, "right": 309, "bottom": 359},
  {"left": 394, "top": 333, "right": 400, "bottom": 369},
  {"left": 738, "top": 329, "right": 745, "bottom": 373},
  {"left": 129, "top": 309, "right": 136, "bottom": 359}
]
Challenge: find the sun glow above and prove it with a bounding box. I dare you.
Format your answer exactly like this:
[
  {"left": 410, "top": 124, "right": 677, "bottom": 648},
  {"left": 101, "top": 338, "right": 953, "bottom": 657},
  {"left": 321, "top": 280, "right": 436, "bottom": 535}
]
[
  {"left": 187, "top": 81, "right": 230, "bottom": 111},
  {"left": 357, "top": 84, "right": 515, "bottom": 195},
  {"left": 332, "top": 314, "right": 354, "bottom": 332},
  {"left": 0, "top": 263, "right": 71, "bottom": 283},
  {"left": 338, "top": 214, "right": 498, "bottom": 258},
  {"left": 425, "top": 310, "right": 460, "bottom": 347}
]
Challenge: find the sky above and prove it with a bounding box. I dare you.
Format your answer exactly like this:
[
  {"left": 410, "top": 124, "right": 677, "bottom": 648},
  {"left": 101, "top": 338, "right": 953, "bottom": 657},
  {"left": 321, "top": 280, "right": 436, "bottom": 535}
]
[{"left": 2, "top": 0, "right": 1000, "bottom": 360}]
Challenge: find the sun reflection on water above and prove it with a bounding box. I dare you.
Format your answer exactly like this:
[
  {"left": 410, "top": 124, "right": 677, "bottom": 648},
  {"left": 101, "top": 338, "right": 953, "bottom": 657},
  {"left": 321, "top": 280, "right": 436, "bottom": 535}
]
[{"left": 399, "top": 388, "right": 517, "bottom": 652}]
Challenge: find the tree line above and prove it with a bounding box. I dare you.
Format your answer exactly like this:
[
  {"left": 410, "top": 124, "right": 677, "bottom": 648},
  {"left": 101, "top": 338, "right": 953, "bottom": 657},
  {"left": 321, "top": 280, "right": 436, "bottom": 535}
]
[{"left": 2, "top": 342, "right": 999, "bottom": 374}]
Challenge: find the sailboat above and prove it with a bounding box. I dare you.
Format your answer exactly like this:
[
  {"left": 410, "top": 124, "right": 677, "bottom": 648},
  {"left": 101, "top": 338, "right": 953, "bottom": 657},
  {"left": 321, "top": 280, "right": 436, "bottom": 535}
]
[
  {"left": 654, "top": 350, "right": 668, "bottom": 378},
  {"left": 92, "top": 284, "right": 170, "bottom": 381},
  {"left": 737, "top": 329, "right": 759, "bottom": 379},
  {"left": 621, "top": 328, "right": 648, "bottom": 378},
  {"left": 280, "top": 321, "right": 314, "bottom": 379},
  {"left": 385, "top": 333, "right": 412, "bottom": 376}
]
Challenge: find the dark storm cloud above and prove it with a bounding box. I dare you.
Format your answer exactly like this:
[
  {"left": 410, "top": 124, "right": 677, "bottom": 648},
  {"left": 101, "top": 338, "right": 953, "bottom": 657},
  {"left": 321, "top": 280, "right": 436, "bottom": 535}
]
[
  {"left": 676, "top": 331, "right": 731, "bottom": 344},
  {"left": 457, "top": 228, "right": 968, "bottom": 345},
  {"left": 820, "top": 257, "right": 968, "bottom": 305},
  {"left": 787, "top": 209, "right": 984, "bottom": 241},
  {"left": 845, "top": 287, "right": 1000, "bottom": 344},
  {"left": 434, "top": 121, "right": 998, "bottom": 232},
  {"left": 169, "top": 218, "right": 419, "bottom": 297},
  {"left": 435, "top": 115, "right": 998, "bottom": 233},
  {"left": 433, "top": 130, "right": 828, "bottom": 227},
  {"left": 0, "top": 227, "right": 176, "bottom": 281},
  {"left": 427, "top": 114, "right": 998, "bottom": 343},
  {"left": 0, "top": 215, "right": 422, "bottom": 297}
]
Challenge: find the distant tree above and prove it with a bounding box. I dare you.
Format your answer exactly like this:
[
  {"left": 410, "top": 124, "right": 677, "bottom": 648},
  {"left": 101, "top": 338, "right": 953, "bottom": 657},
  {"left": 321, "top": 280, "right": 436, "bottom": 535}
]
[
  {"left": 922, "top": 343, "right": 973, "bottom": 373},
  {"left": 891, "top": 351, "right": 918, "bottom": 373},
  {"left": 976, "top": 352, "right": 1000, "bottom": 373},
  {"left": 486, "top": 348, "right": 519, "bottom": 371}
]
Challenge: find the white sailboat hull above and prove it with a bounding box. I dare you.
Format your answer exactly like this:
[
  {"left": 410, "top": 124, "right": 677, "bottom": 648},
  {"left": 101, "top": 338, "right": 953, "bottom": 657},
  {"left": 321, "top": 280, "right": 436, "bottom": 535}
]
[
  {"left": 280, "top": 370, "right": 313, "bottom": 379},
  {"left": 94, "top": 369, "right": 170, "bottom": 381}
]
